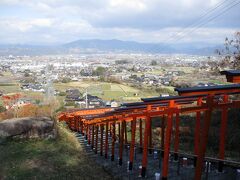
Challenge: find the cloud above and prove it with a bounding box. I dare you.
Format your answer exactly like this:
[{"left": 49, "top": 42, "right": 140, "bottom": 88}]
[
  {"left": 0, "top": 0, "right": 239, "bottom": 44},
  {"left": 0, "top": 16, "right": 237, "bottom": 45},
  {"left": 109, "top": 0, "right": 147, "bottom": 11},
  {"left": 0, "top": 18, "right": 53, "bottom": 32}
]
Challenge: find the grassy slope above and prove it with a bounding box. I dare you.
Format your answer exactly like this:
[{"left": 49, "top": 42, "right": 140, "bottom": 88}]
[{"left": 0, "top": 124, "right": 112, "bottom": 180}]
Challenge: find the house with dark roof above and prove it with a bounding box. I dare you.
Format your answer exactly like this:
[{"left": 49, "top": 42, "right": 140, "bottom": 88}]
[
  {"left": 65, "top": 89, "right": 81, "bottom": 102},
  {"left": 76, "top": 94, "right": 106, "bottom": 108}
]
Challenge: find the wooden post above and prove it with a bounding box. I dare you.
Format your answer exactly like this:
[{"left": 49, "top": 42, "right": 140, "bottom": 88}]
[
  {"left": 195, "top": 95, "right": 214, "bottom": 180},
  {"left": 91, "top": 125, "right": 94, "bottom": 149},
  {"left": 105, "top": 122, "right": 109, "bottom": 159},
  {"left": 174, "top": 113, "right": 180, "bottom": 161},
  {"left": 73, "top": 117, "right": 77, "bottom": 131},
  {"left": 149, "top": 119, "right": 153, "bottom": 154},
  {"left": 80, "top": 120, "right": 83, "bottom": 135},
  {"left": 129, "top": 117, "right": 137, "bottom": 170},
  {"left": 141, "top": 116, "right": 150, "bottom": 177},
  {"left": 110, "top": 122, "right": 112, "bottom": 137},
  {"left": 77, "top": 117, "right": 80, "bottom": 132},
  {"left": 95, "top": 125, "right": 99, "bottom": 154},
  {"left": 85, "top": 125, "right": 88, "bottom": 140},
  {"left": 119, "top": 120, "right": 125, "bottom": 165},
  {"left": 162, "top": 100, "right": 175, "bottom": 180},
  {"left": 79, "top": 118, "right": 82, "bottom": 134},
  {"left": 162, "top": 113, "right": 173, "bottom": 179},
  {"left": 118, "top": 122, "right": 121, "bottom": 142},
  {"left": 82, "top": 122, "right": 85, "bottom": 136},
  {"left": 139, "top": 118, "right": 143, "bottom": 152},
  {"left": 88, "top": 125, "right": 91, "bottom": 145},
  {"left": 194, "top": 97, "right": 202, "bottom": 166},
  {"left": 218, "top": 94, "right": 229, "bottom": 172},
  {"left": 124, "top": 121, "right": 128, "bottom": 144},
  {"left": 111, "top": 121, "right": 116, "bottom": 161},
  {"left": 74, "top": 117, "right": 78, "bottom": 132},
  {"left": 81, "top": 119, "right": 84, "bottom": 135},
  {"left": 100, "top": 125, "right": 104, "bottom": 156},
  {"left": 161, "top": 115, "right": 165, "bottom": 157}
]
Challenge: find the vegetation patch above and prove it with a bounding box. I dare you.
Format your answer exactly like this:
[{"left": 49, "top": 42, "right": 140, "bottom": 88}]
[
  {"left": 0, "top": 83, "right": 17, "bottom": 86},
  {"left": 0, "top": 123, "right": 112, "bottom": 180}
]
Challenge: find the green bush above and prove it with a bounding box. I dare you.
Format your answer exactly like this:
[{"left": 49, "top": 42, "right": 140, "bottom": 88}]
[
  {"left": 58, "top": 92, "right": 66, "bottom": 96},
  {"left": 61, "top": 78, "right": 71, "bottom": 83}
]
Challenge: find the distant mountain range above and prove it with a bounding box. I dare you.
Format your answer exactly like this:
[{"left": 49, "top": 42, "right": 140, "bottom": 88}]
[{"left": 0, "top": 39, "right": 222, "bottom": 56}]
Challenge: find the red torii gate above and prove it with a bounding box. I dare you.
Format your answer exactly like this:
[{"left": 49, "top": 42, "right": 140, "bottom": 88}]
[
  {"left": 175, "top": 83, "right": 240, "bottom": 179},
  {"left": 221, "top": 70, "right": 240, "bottom": 83},
  {"left": 58, "top": 70, "right": 240, "bottom": 180},
  {"left": 57, "top": 107, "right": 112, "bottom": 131}
]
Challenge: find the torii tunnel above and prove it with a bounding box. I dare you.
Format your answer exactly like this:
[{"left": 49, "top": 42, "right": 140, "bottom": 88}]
[{"left": 58, "top": 70, "right": 240, "bottom": 180}]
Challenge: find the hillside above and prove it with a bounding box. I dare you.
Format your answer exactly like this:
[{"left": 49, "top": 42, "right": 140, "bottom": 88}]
[
  {"left": 0, "top": 123, "right": 112, "bottom": 179},
  {"left": 0, "top": 39, "right": 220, "bottom": 56}
]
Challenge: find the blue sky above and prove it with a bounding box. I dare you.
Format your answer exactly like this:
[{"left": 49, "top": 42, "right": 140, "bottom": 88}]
[{"left": 0, "top": 0, "right": 239, "bottom": 45}]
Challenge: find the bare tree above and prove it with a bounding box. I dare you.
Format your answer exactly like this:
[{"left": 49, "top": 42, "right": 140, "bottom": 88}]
[{"left": 216, "top": 31, "right": 240, "bottom": 69}]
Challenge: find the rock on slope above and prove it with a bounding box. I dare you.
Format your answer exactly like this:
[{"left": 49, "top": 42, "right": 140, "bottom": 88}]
[{"left": 0, "top": 117, "right": 55, "bottom": 139}]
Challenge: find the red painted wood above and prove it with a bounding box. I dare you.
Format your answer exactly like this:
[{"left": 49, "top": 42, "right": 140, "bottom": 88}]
[
  {"left": 95, "top": 125, "right": 99, "bottom": 153},
  {"left": 174, "top": 113, "right": 180, "bottom": 157},
  {"left": 161, "top": 116, "right": 165, "bottom": 153},
  {"left": 219, "top": 95, "right": 229, "bottom": 160},
  {"left": 119, "top": 120, "right": 125, "bottom": 165},
  {"left": 141, "top": 116, "right": 150, "bottom": 177},
  {"left": 100, "top": 125, "right": 104, "bottom": 156},
  {"left": 179, "top": 88, "right": 240, "bottom": 96},
  {"left": 162, "top": 100, "right": 175, "bottom": 179},
  {"left": 195, "top": 95, "right": 214, "bottom": 180},
  {"left": 105, "top": 122, "right": 109, "bottom": 159},
  {"left": 139, "top": 119, "right": 143, "bottom": 148},
  {"left": 111, "top": 121, "right": 116, "bottom": 160},
  {"left": 91, "top": 125, "right": 94, "bottom": 149},
  {"left": 162, "top": 112, "right": 173, "bottom": 178},
  {"left": 129, "top": 117, "right": 136, "bottom": 168},
  {"left": 88, "top": 126, "right": 91, "bottom": 145},
  {"left": 149, "top": 119, "right": 153, "bottom": 153},
  {"left": 194, "top": 97, "right": 202, "bottom": 157},
  {"left": 118, "top": 122, "right": 121, "bottom": 141},
  {"left": 124, "top": 121, "right": 128, "bottom": 144}
]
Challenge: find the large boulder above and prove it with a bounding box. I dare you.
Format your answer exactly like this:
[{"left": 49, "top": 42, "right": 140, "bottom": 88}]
[{"left": 0, "top": 117, "right": 55, "bottom": 140}]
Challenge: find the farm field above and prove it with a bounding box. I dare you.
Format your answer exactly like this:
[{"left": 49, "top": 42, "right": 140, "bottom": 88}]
[
  {"left": 0, "top": 71, "right": 175, "bottom": 106},
  {"left": 133, "top": 66, "right": 196, "bottom": 76},
  {"left": 0, "top": 83, "right": 21, "bottom": 94},
  {"left": 54, "top": 81, "right": 160, "bottom": 101}
]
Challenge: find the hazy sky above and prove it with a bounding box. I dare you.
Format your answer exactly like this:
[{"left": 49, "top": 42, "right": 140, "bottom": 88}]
[{"left": 0, "top": 0, "right": 239, "bottom": 45}]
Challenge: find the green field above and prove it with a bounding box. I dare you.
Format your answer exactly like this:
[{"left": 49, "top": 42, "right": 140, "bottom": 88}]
[
  {"left": 0, "top": 71, "right": 174, "bottom": 105},
  {"left": 0, "top": 83, "right": 21, "bottom": 94},
  {"left": 132, "top": 66, "right": 196, "bottom": 76},
  {"left": 54, "top": 81, "right": 160, "bottom": 101},
  {"left": 0, "top": 80, "right": 173, "bottom": 105},
  {"left": 0, "top": 83, "right": 46, "bottom": 104}
]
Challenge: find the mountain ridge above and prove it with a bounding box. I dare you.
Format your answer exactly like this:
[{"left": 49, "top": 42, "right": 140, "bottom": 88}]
[{"left": 0, "top": 39, "right": 221, "bottom": 56}]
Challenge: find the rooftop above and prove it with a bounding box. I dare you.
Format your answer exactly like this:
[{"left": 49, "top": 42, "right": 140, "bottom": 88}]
[{"left": 220, "top": 70, "right": 240, "bottom": 76}]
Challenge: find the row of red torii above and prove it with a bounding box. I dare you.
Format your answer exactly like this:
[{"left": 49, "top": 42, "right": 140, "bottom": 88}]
[{"left": 58, "top": 70, "right": 240, "bottom": 180}]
